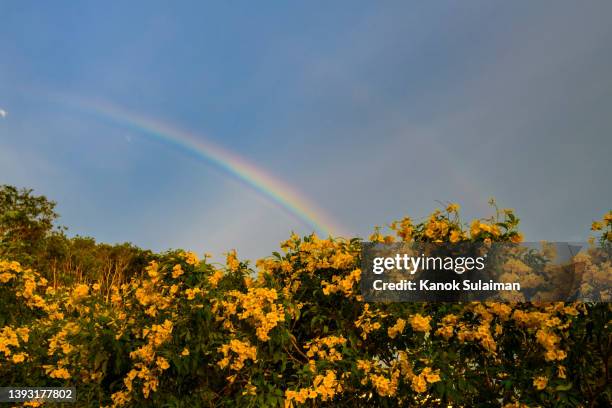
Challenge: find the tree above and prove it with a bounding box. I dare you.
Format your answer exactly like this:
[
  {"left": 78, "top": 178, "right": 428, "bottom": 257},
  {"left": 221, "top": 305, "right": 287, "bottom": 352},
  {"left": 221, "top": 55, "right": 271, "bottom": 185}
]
[{"left": 0, "top": 185, "right": 58, "bottom": 262}]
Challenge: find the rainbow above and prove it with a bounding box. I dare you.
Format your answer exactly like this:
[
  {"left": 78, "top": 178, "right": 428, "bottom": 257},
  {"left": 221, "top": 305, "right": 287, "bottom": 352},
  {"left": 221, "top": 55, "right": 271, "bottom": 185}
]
[{"left": 53, "top": 94, "right": 342, "bottom": 236}]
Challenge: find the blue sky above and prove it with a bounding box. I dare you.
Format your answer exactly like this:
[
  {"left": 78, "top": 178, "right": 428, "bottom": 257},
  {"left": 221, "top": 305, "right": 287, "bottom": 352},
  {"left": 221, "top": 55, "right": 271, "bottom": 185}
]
[{"left": 1, "top": 1, "right": 611, "bottom": 260}]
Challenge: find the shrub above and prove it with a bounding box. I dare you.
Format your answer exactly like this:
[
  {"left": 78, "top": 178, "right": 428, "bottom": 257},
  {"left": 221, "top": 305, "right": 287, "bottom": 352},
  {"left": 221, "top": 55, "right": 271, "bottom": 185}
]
[{"left": 0, "top": 204, "right": 610, "bottom": 407}]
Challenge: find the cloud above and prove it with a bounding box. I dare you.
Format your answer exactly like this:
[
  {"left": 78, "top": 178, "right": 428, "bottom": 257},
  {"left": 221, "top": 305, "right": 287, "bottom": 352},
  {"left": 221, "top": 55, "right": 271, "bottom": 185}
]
[
  {"left": 1, "top": 1, "right": 610, "bottom": 257},
  {"left": 262, "top": 1, "right": 612, "bottom": 241}
]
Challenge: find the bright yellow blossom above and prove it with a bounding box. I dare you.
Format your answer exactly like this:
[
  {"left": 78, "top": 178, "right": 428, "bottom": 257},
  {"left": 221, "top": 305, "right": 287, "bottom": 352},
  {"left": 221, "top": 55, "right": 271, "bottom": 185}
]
[
  {"left": 533, "top": 376, "right": 548, "bottom": 390},
  {"left": 410, "top": 313, "right": 432, "bottom": 333}
]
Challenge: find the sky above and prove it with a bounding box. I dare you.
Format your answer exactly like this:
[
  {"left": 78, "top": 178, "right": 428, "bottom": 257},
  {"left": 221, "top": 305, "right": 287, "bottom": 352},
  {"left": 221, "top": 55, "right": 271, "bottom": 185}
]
[{"left": 1, "top": 1, "right": 611, "bottom": 261}]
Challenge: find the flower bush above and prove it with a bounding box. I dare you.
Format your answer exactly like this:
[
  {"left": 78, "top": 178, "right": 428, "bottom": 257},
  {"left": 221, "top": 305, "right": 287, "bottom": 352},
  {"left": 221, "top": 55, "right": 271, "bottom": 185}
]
[{"left": 0, "top": 205, "right": 610, "bottom": 407}]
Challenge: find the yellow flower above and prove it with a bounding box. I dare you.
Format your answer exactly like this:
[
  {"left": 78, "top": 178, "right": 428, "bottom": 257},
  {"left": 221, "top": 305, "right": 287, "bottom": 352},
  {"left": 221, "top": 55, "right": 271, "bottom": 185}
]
[
  {"left": 12, "top": 352, "right": 27, "bottom": 363},
  {"left": 71, "top": 284, "right": 89, "bottom": 300},
  {"left": 16, "top": 327, "right": 30, "bottom": 342},
  {"left": 185, "top": 288, "right": 201, "bottom": 300},
  {"left": 450, "top": 230, "right": 463, "bottom": 243},
  {"left": 422, "top": 367, "right": 441, "bottom": 383},
  {"left": 172, "top": 264, "right": 184, "bottom": 278},
  {"left": 558, "top": 365, "right": 566, "bottom": 379},
  {"left": 0, "top": 272, "right": 15, "bottom": 283},
  {"left": 446, "top": 203, "right": 460, "bottom": 213},
  {"left": 111, "top": 390, "right": 131, "bottom": 407},
  {"left": 156, "top": 356, "right": 170, "bottom": 370},
  {"left": 435, "top": 324, "right": 454, "bottom": 340},
  {"left": 217, "top": 339, "right": 257, "bottom": 371},
  {"left": 410, "top": 313, "right": 432, "bottom": 333},
  {"left": 209, "top": 270, "right": 224, "bottom": 288},
  {"left": 356, "top": 360, "right": 372, "bottom": 374},
  {"left": 280, "top": 233, "right": 299, "bottom": 252},
  {"left": 330, "top": 252, "right": 354, "bottom": 269},
  {"left": 370, "top": 372, "right": 398, "bottom": 397},
  {"left": 390, "top": 217, "right": 414, "bottom": 241},
  {"left": 223, "top": 287, "right": 284, "bottom": 341},
  {"left": 411, "top": 374, "right": 427, "bottom": 393},
  {"left": 304, "top": 336, "right": 346, "bottom": 362},
  {"left": 183, "top": 251, "right": 199, "bottom": 266},
  {"left": 145, "top": 261, "right": 159, "bottom": 279},
  {"left": 47, "top": 367, "right": 71, "bottom": 379},
  {"left": 387, "top": 318, "right": 406, "bottom": 339},
  {"left": 533, "top": 376, "right": 548, "bottom": 390},
  {"left": 369, "top": 227, "right": 384, "bottom": 243},
  {"left": 591, "top": 221, "right": 603, "bottom": 231},
  {"left": 226, "top": 250, "right": 240, "bottom": 271},
  {"left": 470, "top": 220, "right": 481, "bottom": 237},
  {"left": 242, "top": 382, "right": 257, "bottom": 396},
  {"left": 181, "top": 347, "right": 190, "bottom": 356},
  {"left": 354, "top": 304, "right": 385, "bottom": 339}
]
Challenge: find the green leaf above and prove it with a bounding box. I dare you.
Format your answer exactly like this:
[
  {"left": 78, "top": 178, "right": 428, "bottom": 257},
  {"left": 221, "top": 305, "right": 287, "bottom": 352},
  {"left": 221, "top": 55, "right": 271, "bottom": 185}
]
[{"left": 555, "top": 383, "right": 573, "bottom": 391}]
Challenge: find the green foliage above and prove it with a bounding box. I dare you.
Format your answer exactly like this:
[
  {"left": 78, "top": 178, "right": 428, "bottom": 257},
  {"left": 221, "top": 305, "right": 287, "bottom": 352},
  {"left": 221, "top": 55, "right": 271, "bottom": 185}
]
[
  {"left": 0, "top": 185, "right": 58, "bottom": 262},
  {"left": 0, "top": 185, "right": 152, "bottom": 287},
  {"left": 0, "top": 188, "right": 610, "bottom": 407}
]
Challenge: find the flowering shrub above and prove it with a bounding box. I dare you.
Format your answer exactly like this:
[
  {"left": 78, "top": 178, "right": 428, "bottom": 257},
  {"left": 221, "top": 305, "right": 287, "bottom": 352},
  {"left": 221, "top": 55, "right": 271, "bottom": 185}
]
[{"left": 0, "top": 205, "right": 610, "bottom": 407}]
